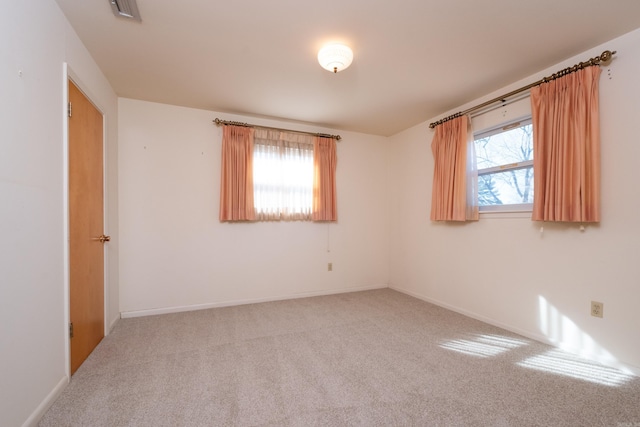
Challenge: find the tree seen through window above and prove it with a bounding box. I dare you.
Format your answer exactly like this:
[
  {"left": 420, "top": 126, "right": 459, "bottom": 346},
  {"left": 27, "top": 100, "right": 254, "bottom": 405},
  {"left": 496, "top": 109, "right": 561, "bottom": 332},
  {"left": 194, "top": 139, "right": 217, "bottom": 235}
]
[{"left": 474, "top": 121, "right": 533, "bottom": 208}]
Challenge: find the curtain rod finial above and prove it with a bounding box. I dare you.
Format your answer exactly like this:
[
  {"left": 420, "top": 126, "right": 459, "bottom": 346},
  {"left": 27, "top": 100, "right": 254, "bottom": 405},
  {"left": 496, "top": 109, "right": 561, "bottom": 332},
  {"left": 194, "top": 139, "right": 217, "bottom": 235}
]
[{"left": 599, "top": 50, "right": 615, "bottom": 64}]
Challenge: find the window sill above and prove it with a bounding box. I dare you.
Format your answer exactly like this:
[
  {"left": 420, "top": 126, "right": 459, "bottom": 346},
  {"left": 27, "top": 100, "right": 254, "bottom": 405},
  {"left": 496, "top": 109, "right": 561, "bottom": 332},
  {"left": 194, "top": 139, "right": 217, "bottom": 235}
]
[{"left": 480, "top": 210, "right": 532, "bottom": 219}]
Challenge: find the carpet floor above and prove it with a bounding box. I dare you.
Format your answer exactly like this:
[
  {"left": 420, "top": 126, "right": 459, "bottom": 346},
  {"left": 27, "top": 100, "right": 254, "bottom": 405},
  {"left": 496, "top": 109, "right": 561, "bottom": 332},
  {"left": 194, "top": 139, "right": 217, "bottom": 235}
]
[{"left": 39, "top": 289, "right": 640, "bottom": 426}]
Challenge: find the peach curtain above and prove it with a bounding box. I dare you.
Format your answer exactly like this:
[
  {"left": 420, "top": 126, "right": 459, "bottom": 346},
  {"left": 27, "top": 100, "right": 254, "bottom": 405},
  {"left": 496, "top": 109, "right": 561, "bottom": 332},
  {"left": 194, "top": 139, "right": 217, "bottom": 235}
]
[
  {"left": 531, "top": 66, "right": 601, "bottom": 222},
  {"left": 430, "top": 115, "right": 478, "bottom": 221},
  {"left": 312, "top": 136, "right": 337, "bottom": 221},
  {"left": 219, "top": 125, "right": 256, "bottom": 221}
]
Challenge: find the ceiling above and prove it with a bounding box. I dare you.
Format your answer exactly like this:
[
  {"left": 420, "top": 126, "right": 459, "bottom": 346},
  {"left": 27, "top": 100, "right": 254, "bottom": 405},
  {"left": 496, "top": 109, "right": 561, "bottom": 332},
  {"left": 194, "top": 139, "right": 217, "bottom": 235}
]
[{"left": 55, "top": 0, "right": 640, "bottom": 136}]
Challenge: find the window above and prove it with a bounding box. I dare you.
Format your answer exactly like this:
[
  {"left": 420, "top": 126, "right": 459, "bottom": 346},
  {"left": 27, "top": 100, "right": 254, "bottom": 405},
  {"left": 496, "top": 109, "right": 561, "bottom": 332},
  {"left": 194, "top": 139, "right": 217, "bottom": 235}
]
[
  {"left": 253, "top": 130, "right": 314, "bottom": 221},
  {"left": 474, "top": 118, "right": 533, "bottom": 212},
  {"left": 219, "top": 125, "right": 337, "bottom": 222}
]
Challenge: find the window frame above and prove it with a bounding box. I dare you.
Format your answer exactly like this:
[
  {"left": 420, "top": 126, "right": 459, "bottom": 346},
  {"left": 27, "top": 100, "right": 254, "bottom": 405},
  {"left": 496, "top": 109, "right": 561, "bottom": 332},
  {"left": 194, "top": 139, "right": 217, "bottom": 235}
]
[{"left": 474, "top": 117, "right": 534, "bottom": 214}]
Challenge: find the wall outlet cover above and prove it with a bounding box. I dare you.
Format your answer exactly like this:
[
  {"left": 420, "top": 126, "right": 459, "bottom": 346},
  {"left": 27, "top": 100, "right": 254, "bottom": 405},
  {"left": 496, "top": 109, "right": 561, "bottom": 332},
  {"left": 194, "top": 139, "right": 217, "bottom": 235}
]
[{"left": 591, "top": 301, "right": 604, "bottom": 318}]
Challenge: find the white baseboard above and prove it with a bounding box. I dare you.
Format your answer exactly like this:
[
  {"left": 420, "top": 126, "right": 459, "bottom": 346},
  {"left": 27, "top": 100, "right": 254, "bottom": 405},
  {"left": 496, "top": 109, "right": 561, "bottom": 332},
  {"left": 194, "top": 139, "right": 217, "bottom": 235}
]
[
  {"left": 121, "top": 284, "right": 389, "bottom": 319},
  {"left": 22, "top": 375, "right": 68, "bottom": 427},
  {"left": 389, "top": 285, "right": 640, "bottom": 377}
]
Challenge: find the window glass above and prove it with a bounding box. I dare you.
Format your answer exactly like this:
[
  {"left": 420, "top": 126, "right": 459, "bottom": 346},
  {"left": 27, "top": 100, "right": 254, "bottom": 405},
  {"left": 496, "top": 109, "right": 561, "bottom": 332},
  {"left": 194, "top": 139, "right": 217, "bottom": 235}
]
[{"left": 474, "top": 119, "right": 533, "bottom": 211}]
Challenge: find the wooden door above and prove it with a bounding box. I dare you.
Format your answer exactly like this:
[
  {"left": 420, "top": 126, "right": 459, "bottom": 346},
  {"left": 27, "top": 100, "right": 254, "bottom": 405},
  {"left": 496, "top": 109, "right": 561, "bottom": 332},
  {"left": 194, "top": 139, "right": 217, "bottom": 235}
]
[{"left": 69, "top": 81, "right": 106, "bottom": 375}]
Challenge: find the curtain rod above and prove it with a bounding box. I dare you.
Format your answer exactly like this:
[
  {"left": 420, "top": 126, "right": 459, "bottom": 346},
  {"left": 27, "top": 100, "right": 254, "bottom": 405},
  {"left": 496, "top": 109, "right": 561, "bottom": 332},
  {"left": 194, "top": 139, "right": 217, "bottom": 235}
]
[
  {"left": 213, "top": 118, "right": 342, "bottom": 141},
  {"left": 429, "top": 49, "right": 616, "bottom": 129}
]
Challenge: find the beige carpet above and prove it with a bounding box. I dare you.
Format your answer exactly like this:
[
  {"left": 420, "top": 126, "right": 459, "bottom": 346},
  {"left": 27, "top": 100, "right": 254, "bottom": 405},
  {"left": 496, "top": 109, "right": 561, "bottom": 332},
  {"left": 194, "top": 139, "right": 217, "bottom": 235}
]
[{"left": 40, "top": 289, "right": 640, "bottom": 426}]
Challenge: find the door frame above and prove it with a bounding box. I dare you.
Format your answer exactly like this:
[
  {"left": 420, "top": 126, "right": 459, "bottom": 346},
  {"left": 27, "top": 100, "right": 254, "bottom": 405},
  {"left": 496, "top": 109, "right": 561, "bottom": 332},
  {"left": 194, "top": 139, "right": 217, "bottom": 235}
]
[{"left": 63, "top": 64, "right": 110, "bottom": 378}]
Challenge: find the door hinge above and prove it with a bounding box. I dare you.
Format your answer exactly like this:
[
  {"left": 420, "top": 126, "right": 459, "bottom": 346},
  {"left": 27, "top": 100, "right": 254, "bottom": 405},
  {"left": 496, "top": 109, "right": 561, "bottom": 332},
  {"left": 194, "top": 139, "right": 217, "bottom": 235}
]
[
  {"left": 68, "top": 102, "right": 72, "bottom": 118},
  {"left": 69, "top": 322, "right": 74, "bottom": 339}
]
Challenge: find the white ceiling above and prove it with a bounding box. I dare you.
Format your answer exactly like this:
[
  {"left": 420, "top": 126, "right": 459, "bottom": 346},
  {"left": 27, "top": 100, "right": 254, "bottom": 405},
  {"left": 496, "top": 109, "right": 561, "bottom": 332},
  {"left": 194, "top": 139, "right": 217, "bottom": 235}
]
[{"left": 55, "top": 0, "right": 640, "bottom": 136}]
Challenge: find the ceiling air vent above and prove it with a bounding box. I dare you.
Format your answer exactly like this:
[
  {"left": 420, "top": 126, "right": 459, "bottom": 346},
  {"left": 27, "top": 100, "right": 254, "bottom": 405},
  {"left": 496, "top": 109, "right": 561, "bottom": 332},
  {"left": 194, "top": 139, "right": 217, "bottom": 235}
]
[{"left": 109, "top": 0, "right": 142, "bottom": 21}]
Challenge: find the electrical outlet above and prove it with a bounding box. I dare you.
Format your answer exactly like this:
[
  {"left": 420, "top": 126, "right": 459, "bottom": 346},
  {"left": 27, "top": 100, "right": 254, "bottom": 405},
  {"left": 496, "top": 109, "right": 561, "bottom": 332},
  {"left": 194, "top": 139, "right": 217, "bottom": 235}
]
[
  {"left": 591, "top": 301, "right": 603, "bottom": 318},
  {"left": 328, "top": 262, "right": 332, "bottom": 272}
]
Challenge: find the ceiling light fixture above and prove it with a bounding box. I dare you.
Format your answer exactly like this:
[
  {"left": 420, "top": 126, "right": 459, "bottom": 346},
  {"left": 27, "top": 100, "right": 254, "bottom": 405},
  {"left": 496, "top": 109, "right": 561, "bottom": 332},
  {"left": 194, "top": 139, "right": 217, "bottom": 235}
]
[{"left": 318, "top": 43, "right": 353, "bottom": 73}]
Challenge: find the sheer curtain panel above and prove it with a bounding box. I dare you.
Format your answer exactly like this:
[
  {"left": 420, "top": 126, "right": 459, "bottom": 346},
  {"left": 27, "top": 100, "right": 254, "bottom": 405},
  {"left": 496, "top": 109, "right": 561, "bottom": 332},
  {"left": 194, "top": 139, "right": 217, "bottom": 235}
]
[
  {"left": 312, "top": 137, "right": 338, "bottom": 221},
  {"left": 430, "top": 115, "right": 478, "bottom": 221},
  {"left": 219, "top": 126, "right": 256, "bottom": 221},
  {"left": 253, "top": 129, "right": 314, "bottom": 221},
  {"left": 531, "top": 66, "right": 601, "bottom": 222}
]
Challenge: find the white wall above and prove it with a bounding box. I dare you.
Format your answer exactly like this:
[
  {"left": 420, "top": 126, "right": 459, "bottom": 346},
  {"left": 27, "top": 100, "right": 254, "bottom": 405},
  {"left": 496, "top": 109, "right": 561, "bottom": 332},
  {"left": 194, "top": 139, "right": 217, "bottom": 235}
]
[
  {"left": 118, "top": 99, "right": 389, "bottom": 315},
  {"left": 388, "top": 29, "right": 640, "bottom": 373},
  {"left": 0, "top": 1, "right": 118, "bottom": 425}
]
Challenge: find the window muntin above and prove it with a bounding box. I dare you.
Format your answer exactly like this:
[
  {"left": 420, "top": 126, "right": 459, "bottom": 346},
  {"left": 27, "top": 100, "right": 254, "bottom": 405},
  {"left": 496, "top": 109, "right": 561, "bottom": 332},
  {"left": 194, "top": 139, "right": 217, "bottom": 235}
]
[{"left": 474, "top": 119, "right": 533, "bottom": 212}]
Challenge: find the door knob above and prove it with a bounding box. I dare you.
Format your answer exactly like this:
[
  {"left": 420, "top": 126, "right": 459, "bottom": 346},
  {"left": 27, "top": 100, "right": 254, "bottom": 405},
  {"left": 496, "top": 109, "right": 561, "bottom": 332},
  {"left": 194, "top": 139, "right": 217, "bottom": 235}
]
[{"left": 97, "top": 234, "right": 111, "bottom": 243}]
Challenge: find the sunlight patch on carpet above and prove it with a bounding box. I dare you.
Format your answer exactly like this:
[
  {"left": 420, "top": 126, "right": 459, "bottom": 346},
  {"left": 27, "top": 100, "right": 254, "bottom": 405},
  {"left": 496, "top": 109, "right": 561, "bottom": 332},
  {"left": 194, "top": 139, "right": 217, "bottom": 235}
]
[
  {"left": 440, "top": 334, "right": 528, "bottom": 358},
  {"left": 517, "top": 349, "right": 634, "bottom": 387}
]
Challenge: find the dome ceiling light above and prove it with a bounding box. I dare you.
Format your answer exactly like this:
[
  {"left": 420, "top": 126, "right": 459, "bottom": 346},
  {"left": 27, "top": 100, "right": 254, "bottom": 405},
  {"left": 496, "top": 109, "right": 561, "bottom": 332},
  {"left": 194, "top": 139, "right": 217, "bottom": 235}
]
[{"left": 318, "top": 43, "right": 353, "bottom": 73}]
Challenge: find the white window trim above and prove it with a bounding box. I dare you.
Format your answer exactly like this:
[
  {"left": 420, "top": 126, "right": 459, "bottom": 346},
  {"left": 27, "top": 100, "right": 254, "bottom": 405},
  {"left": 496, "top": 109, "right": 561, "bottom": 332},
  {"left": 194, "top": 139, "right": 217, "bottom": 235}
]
[
  {"left": 479, "top": 210, "right": 532, "bottom": 219},
  {"left": 479, "top": 204, "right": 532, "bottom": 214}
]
